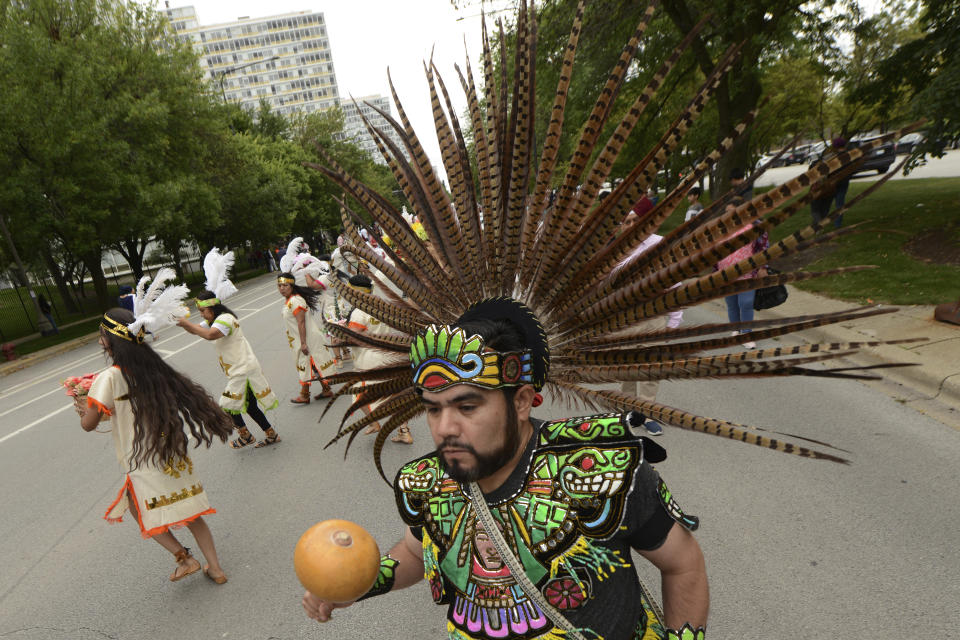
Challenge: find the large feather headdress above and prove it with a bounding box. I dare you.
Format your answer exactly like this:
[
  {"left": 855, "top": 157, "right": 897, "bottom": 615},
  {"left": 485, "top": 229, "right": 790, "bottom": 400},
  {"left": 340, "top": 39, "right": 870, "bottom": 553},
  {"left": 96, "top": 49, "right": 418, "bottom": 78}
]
[
  {"left": 126, "top": 268, "right": 190, "bottom": 336},
  {"left": 312, "top": 1, "right": 921, "bottom": 482},
  {"left": 279, "top": 236, "right": 304, "bottom": 273},
  {"left": 202, "top": 247, "right": 238, "bottom": 302}
]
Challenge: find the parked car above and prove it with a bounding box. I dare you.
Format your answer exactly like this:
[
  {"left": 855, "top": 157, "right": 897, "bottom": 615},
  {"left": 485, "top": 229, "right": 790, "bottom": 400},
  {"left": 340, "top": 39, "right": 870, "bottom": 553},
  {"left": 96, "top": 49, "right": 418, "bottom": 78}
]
[
  {"left": 895, "top": 132, "right": 924, "bottom": 155},
  {"left": 804, "top": 141, "right": 827, "bottom": 164},
  {"left": 848, "top": 135, "right": 896, "bottom": 174}
]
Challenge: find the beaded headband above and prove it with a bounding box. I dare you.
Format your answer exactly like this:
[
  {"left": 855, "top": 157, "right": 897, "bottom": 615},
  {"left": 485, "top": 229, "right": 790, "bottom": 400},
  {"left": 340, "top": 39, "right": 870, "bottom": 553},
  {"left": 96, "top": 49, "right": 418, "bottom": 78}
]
[
  {"left": 100, "top": 315, "right": 145, "bottom": 344},
  {"left": 410, "top": 325, "right": 533, "bottom": 392},
  {"left": 196, "top": 298, "right": 219, "bottom": 308}
]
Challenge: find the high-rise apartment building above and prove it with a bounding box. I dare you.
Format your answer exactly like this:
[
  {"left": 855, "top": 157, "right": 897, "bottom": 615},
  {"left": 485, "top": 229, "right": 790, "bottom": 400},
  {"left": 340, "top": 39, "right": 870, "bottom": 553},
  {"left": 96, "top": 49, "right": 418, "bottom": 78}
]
[
  {"left": 164, "top": 4, "right": 339, "bottom": 116},
  {"left": 340, "top": 95, "right": 409, "bottom": 165}
]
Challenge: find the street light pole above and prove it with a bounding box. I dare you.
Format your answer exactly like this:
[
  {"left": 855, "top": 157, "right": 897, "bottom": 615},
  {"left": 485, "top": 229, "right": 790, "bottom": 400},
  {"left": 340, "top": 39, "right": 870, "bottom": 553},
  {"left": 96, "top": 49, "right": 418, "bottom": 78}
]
[{"left": 218, "top": 55, "right": 280, "bottom": 102}]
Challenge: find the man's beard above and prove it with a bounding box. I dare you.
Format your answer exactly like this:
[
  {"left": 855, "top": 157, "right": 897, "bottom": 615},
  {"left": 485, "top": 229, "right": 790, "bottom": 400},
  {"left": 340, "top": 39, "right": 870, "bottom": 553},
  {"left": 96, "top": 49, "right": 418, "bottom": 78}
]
[{"left": 438, "top": 402, "right": 521, "bottom": 483}]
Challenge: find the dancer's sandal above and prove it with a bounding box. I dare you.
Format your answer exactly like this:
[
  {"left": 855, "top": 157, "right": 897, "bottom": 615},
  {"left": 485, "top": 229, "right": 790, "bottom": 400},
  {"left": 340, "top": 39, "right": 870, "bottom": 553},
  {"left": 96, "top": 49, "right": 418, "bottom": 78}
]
[
  {"left": 313, "top": 387, "right": 334, "bottom": 400},
  {"left": 203, "top": 564, "right": 228, "bottom": 585},
  {"left": 364, "top": 423, "right": 381, "bottom": 435},
  {"left": 254, "top": 430, "right": 281, "bottom": 448},
  {"left": 170, "top": 548, "right": 201, "bottom": 582},
  {"left": 391, "top": 426, "right": 414, "bottom": 445},
  {"left": 229, "top": 432, "right": 257, "bottom": 449}
]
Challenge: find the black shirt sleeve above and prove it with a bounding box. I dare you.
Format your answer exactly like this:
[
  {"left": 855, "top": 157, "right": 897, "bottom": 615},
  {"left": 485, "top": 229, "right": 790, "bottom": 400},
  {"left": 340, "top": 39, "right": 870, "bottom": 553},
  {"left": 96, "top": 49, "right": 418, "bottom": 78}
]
[{"left": 622, "top": 462, "right": 677, "bottom": 551}]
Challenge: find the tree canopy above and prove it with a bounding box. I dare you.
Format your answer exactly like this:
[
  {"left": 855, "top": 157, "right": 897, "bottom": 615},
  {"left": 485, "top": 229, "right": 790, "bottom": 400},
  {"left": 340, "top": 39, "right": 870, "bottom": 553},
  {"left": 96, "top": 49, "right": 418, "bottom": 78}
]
[{"left": 0, "top": 0, "right": 397, "bottom": 311}]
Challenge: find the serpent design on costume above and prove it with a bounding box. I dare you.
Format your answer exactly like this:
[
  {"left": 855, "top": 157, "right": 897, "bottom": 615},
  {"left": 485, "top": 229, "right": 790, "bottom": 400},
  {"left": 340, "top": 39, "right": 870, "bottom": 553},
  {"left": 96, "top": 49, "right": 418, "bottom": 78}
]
[{"left": 395, "top": 413, "right": 689, "bottom": 639}]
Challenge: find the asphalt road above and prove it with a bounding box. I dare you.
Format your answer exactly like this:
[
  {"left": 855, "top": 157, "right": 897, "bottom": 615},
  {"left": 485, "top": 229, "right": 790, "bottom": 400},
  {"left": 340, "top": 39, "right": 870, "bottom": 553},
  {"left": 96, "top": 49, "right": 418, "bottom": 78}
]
[{"left": 1, "top": 274, "right": 958, "bottom": 639}]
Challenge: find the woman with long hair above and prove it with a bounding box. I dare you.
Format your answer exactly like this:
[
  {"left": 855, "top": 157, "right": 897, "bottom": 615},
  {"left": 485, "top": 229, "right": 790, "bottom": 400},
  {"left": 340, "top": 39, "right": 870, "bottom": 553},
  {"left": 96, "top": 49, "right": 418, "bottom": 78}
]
[
  {"left": 177, "top": 291, "right": 281, "bottom": 448},
  {"left": 81, "top": 308, "right": 234, "bottom": 584},
  {"left": 277, "top": 272, "right": 335, "bottom": 404}
]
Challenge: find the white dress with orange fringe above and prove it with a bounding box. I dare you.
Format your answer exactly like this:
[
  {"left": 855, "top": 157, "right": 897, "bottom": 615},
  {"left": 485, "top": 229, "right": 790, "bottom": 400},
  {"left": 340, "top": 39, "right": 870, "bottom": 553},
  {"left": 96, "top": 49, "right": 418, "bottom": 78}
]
[
  {"left": 282, "top": 294, "right": 335, "bottom": 383},
  {"left": 203, "top": 313, "right": 279, "bottom": 414},
  {"left": 347, "top": 307, "right": 395, "bottom": 411},
  {"left": 88, "top": 366, "right": 214, "bottom": 538}
]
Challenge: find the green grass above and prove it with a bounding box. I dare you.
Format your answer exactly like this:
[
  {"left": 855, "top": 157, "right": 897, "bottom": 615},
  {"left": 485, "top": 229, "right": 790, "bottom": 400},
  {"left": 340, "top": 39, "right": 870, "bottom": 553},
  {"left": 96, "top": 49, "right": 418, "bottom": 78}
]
[
  {"left": 661, "top": 177, "right": 960, "bottom": 305},
  {"left": 771, "top": 177, "right": 960, "bottom": 305},
  {"left": 13, "top": 318, "right": 103, "bottom": 356},
  {"left": 2, "top": 267, "right": 272, "bottom": 356}
]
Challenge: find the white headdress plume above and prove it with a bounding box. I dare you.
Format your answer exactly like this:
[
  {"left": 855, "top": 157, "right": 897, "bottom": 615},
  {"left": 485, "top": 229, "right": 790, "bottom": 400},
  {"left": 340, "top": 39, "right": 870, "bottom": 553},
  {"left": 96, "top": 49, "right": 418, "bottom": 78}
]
[
  {"left": 291, "top": 252, "right": 323, "bottom": 286},
  {"left": 279, "top": 236, "right": 303, "bottom": 273},
  {"left": 127, "top": 268, "right": 189, "bottom": 334},
  {"left": 203, "top": 247, "right": 239, "bottom": 301}
]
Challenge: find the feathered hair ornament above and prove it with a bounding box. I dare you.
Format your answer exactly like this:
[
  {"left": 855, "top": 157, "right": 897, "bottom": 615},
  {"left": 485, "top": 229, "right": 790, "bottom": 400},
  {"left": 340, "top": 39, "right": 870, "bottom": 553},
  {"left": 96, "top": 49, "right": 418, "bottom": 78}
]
[
  {"left": 201, "top": 247, "right": 238, "bottom": 303},
  {"left": 279, "top": 236, "right": 305, "bottom": 273},
  {"left": 309, "top": 0, "right": 923, "bottom": 483},
  {"left": 103, "top": 268, "right": 189, "bottom": 341}
]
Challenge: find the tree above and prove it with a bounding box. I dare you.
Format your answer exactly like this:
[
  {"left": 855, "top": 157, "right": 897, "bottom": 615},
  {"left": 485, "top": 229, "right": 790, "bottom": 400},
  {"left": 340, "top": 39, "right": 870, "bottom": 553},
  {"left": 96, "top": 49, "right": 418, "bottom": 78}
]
[
  {"left": 853, "top": 0, "right": 960, "bottom": 160},
  {"left": 468, "top": 0, "right": 862, "bottom": 194},
  {"left": 0, "top": 0, "right": 228, "bottom": 307}
]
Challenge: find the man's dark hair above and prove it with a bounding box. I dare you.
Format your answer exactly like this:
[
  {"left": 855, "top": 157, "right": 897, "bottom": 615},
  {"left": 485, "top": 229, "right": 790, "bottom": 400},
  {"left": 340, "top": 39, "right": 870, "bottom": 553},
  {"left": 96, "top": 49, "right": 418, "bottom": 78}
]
[
  {"left": 729, "top": 168, "right": 745, "bottom": 181},
  {"left": 689, "top": 186, "right": 701, "bottom": 198},
  {"left": 455, "top": 317, "right": 526, "bottom": 353},
  {"left": 350, "top": 274, "right": 372, "bottom": 288}
]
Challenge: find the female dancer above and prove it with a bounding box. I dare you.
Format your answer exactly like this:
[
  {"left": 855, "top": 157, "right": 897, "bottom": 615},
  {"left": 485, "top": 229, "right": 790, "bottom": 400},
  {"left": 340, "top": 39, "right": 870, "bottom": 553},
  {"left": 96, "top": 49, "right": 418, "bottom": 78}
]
[
  {"left": 344, "top": 274, "right": 413, "bottom": 444},
  {"left": 177, "top": 291, "right": 281, "bottom": 448},
  {"left": 81, "top": 308, "right": 234, "bottom": 584},
  {"left": 277, "top": 272, "right": 335, "bottom": 404}
]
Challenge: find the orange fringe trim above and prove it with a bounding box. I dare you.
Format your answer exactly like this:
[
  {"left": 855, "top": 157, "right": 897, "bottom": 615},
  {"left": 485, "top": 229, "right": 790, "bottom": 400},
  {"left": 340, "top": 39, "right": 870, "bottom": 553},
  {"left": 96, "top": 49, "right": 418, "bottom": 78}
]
[
  {"left": 347, "top": 321, "right": 366, "bottom": 331},
  {"left": 292, "top": 305, "right": 306, "bottom": 316},
  {"left": 87, "top": 395, "right": 113, "bottom": 416},
  {"left": 103, "top": 474, "right": 217, "bottom": 539}
]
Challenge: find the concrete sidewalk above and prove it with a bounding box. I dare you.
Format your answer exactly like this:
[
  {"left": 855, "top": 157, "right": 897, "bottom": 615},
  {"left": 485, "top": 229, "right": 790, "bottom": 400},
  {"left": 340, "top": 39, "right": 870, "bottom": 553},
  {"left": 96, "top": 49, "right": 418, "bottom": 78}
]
[
  {"left": 711, "top": 286, "right": 960, "bottom": 429},
  {"left": 4, "top": 287, "right": 958, "bottom": 426}
]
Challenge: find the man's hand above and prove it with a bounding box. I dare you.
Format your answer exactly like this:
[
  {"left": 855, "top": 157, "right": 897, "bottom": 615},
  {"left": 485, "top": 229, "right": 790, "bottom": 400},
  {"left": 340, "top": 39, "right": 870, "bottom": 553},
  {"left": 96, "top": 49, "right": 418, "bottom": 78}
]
[
  {"left": 300, "top": 345, "right": 310, "bottom": 355},
  {"left": 176, "top": 317, "right": 190, "bottom": 328},
  {"left": 302, "top": 591, "right": 354, "bottom": 622}
]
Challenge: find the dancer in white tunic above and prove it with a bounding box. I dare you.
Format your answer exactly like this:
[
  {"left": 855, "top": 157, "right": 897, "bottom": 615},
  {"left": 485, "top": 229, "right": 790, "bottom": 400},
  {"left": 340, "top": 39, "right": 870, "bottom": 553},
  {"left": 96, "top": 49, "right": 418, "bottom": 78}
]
[
  {"left": 345, "top": 274, "right": 413, "bottom": 444},
  {"left": 82, "top": 308, "right": 233, "bottom": 584},
  {"left": 178, "top": 292, "right": 281, "bottom": 448},
  {"left": 278, "top": 272, "right": 335, "bottom": 404},
  {"left": 301, "top": 254, "right": 350, "bottom": 370}
]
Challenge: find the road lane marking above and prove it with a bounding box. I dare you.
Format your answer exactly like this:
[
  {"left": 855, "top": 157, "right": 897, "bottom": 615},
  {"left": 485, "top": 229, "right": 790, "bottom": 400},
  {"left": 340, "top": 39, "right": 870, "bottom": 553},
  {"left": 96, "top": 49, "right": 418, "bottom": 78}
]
[
  {"left": 0, "top": 294, "right": 281, "bottom": 445},
  {"left": 0, "top": 284, "right": 279, "bottom": 400},
  {"left": 0, "top": 404, "right": 72, "bottom": 445}
]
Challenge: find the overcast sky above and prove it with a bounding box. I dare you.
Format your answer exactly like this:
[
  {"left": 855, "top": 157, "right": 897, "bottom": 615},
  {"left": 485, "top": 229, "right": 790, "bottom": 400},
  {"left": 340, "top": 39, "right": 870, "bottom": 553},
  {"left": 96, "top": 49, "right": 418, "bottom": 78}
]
[{"left": 164, "top": 0, "right": 511, "bottom": 176}]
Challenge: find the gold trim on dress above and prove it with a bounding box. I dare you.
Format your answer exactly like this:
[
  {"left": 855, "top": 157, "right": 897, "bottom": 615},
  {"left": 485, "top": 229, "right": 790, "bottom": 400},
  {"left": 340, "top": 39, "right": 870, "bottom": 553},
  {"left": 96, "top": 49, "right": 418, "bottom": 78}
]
[
  {"left": 145, "top": 484, "right": 205, "bottom": 510},
  {"left": 222, "top": 390, "right": 243, "bottom": 400},
  {"left": 162, "top": 456, "right": 194, "bottom": 479},
  {"left": 255, "top": 387, "right": 273, "bottom": 399}
]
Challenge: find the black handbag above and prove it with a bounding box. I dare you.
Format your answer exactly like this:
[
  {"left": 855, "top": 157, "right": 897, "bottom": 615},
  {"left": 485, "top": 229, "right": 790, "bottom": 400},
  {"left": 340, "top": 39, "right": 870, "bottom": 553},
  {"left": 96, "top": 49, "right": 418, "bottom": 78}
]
[{"left": 753, "top": 268, "right": 788, "bottom": 310}]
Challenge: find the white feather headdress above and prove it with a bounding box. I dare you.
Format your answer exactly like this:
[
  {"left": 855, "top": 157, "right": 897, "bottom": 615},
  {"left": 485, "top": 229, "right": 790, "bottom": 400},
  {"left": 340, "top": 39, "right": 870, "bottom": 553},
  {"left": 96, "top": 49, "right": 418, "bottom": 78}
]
[
  {"left": 126, "top": 268, "right": 189, "bottom": 335},
  {"left": 279, "top": 236, "right": 303, "bottom": 273},
  {"left": 202, "top": 247, "right": 239, "bottom": 301}
]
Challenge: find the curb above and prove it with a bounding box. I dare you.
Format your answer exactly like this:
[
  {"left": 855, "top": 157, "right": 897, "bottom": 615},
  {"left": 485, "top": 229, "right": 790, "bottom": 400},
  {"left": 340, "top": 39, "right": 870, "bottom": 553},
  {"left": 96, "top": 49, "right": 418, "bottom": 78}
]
[{"left": 0, "top": 333, "right": 100, "bottom": 377}]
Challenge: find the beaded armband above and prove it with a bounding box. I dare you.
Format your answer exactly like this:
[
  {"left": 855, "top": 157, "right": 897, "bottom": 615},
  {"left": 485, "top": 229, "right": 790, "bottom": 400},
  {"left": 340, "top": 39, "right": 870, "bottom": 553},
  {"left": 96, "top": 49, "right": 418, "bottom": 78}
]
[
  {"left": 666, "top": 624, "right": 706, "bottom": 640},
  {"left": 355, "top": 554, "right": 398, "bottom": 601}
]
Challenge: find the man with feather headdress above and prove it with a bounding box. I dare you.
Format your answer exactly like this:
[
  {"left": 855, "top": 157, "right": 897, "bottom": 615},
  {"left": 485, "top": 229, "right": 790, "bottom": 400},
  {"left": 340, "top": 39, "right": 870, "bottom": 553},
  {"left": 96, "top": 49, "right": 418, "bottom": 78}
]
[{"left": 300, "top": 1, "right": 919, "bottom": 637}]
